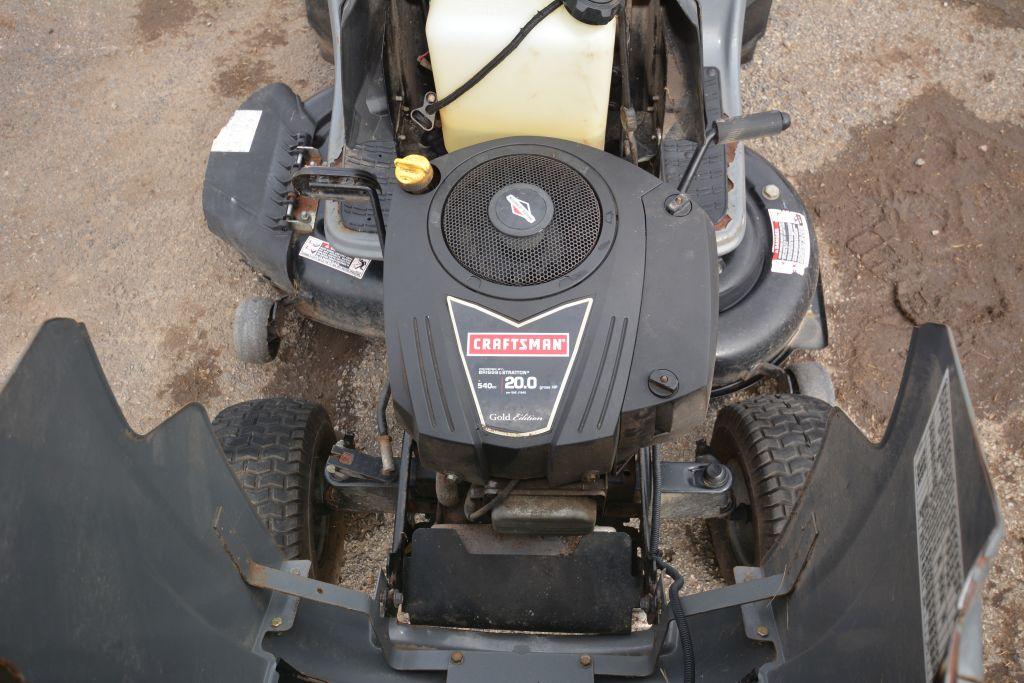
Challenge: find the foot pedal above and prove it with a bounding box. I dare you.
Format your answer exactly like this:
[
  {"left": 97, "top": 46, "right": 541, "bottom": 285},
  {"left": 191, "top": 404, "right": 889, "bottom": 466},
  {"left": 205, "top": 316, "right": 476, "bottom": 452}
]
[
  {"left": 339, "top": 140, "right": 397, "bottom": 232},
  {"left": 660, "top": 67, "right": 727, "bottom": 223}
]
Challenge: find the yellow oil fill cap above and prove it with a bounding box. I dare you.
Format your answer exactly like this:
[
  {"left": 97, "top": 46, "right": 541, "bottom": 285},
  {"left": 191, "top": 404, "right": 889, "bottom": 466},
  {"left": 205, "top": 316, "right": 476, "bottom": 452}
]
[{"left": 394, "top": 154, "right": 434, "bottom": 194}]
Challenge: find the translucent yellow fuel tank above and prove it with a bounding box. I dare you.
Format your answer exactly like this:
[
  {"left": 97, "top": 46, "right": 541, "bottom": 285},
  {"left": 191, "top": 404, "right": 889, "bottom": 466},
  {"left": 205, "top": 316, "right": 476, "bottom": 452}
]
[{"left": 425, "top": 0, "right": 617, "bottom": 152}]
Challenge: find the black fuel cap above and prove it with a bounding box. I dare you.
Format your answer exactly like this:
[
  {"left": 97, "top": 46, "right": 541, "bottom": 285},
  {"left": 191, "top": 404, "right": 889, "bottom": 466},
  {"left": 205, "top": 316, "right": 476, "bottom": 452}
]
[
  {"left": 562, "top": 0, "right": 622, "bottom": 25},
  {"left": 489, "top": 183, "right": 553, "bottom": 237}
]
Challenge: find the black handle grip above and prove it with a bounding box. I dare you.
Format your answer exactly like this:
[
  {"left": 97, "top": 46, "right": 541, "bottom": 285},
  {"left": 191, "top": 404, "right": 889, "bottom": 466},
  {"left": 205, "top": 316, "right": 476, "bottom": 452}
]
[{"left": 714, "top": 110, "right": 791, "bottom": 143}]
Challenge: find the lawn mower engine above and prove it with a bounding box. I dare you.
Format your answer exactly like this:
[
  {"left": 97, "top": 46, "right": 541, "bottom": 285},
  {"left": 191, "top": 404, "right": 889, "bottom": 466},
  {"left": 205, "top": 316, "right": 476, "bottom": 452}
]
[{"left": 380, "top": 136, "right": 717, "bottom": 633}]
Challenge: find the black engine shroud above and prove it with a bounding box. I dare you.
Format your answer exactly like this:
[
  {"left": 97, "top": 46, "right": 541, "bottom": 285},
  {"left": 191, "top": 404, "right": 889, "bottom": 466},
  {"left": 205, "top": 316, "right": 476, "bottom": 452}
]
[{"left": 385, "top": 138, "right": 717, "bottom": 486}]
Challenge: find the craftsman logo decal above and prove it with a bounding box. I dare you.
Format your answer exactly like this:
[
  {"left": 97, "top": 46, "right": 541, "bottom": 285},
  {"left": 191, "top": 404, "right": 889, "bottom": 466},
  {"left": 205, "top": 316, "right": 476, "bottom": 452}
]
[
  {"left": 506, "top": 194, "right": 536, "bottom": 223},
  {"left": 467, "top": 333, "right": 570, "bottom": 357},
  {"left": 448, "top": 297, "right": 592, "bottom": 437}
]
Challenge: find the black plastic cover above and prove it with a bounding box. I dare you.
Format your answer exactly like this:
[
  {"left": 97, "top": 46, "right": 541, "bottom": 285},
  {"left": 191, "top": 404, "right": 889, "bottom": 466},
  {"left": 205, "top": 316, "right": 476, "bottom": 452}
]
[
  {"left": 385, "top": 137, "right": 717, "bottom": 486},
  {"left": 0, "top": 320, "right": 282, "bottom": 682},
  {"left": 202, "top": 83, "right": 313, "bottom": 291},
  {"left": 562, "top": 0, "right": 622, "bottom": 25},
  {"left": 404, "top": 526, "right": 641, "bottom": 633}
]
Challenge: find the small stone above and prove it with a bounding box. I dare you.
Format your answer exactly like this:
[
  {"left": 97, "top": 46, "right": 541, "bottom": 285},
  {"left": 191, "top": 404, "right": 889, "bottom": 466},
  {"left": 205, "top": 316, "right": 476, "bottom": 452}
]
[
  {"left": 979, "top": 144, "right": 988, "bottom": 153},
  {"left": 914, "top": 158, "right": 926, "bottom": 167},
  {"left": 931, "top": 229, "right": 940, "bottom": 236}
]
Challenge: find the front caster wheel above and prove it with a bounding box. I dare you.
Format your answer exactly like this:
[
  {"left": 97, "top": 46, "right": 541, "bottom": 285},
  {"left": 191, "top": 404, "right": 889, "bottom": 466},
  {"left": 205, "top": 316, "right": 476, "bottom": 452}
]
[
  {"left": 212, "top": 398, "right": 336, "bottom": 574},
  {"left": 708, "top": 394, "right": 830, "bottom": 580},
  {"left": 233, "top": 297, "right": 280, "bottom": 364},
  {"left": 787, "top": 361, "right": 836, "bottom": 406}
]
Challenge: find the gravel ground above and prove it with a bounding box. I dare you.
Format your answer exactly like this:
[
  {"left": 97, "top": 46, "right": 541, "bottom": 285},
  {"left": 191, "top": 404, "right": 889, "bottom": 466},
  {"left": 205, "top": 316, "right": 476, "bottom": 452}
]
[{"left": 1, "top": 0, "right": 1021, "bottom": 677}]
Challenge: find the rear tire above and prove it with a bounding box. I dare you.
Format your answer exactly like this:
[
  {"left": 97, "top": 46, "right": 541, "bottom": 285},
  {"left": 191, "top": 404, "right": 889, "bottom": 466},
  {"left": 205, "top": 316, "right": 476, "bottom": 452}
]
[
  {"left": 742, "top": 0, "right": 773, "bottom": 63},
  {"left": 212, "top": 399, "right": 336, "bottom": 572},
  {"left": 305, "top": 0, "right": 333, "bottom": 62},
  {"left": 708, "top": 394, "right": 829, "bottom": 580}
]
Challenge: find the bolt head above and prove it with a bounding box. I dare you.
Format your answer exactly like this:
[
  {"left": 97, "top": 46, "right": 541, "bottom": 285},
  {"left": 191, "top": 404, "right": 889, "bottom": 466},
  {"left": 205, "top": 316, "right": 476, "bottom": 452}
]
[
  {"left": 299, "top": 211, "right": 312, "bottom": 221},
  {"left": 445, "top": 472, "right": 459, "bottom": 482},
  {"left": 647, "top": 369, "right": 679, "bottom": 398},
  {"left": 580, "top": 654, "right": 592, "bottom": 667},
  {"left": 450, "top": 652, "right": 464, "bottom": 664},
  {"left": 756, "top": 625, "right": 770, "bottom": 637},
  {"left": 665, "top": 193, "right": 693, "bottom": 217},
  {"left": 762, "top": 184, "right": 781, "bottom": 201},
  {"left": 270, "top": 617, "right": 284, "bottom": 629},
  {"left": 702, "top": 462, "right": 729, "bottom": 488}
]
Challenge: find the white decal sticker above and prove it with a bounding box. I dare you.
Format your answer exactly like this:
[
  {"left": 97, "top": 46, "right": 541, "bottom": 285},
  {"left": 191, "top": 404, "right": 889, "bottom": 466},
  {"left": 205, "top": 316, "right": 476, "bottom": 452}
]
[
  {"left": 210, "top": 109, "right": 262, "bottom": 153},
  {"left": 768, "top": 208, "right": 811, "bottom": 276},
  {"left": 299, "top": 237, "right": 371, "bottom": 279}
]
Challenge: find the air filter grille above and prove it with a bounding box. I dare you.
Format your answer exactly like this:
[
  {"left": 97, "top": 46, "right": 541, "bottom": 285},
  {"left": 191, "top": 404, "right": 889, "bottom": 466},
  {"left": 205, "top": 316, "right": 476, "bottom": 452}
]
[{"left": 441, "top": 155, "right": 602, "bottom": 287}]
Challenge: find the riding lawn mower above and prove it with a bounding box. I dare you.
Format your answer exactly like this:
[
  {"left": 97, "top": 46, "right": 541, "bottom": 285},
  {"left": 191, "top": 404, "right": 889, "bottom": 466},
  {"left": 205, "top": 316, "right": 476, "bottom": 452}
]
[{"left": 0, "top": 0, "right": 1002, "bottom": 681}]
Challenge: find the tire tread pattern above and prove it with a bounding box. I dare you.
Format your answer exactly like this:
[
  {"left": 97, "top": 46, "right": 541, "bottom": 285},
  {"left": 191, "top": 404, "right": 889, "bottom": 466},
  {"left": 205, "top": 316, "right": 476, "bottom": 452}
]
[
  {"left": 713, "top": 394, "right": 829, "bottom": 549},
  {"left": 212, "top": 398, "right": 332, "bottom": 560}
]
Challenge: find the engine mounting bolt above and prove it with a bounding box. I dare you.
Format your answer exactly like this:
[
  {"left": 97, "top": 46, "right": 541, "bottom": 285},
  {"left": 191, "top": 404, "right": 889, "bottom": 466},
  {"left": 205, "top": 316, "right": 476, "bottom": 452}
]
[
  {"left": 647, "top": 369, "right": 679, "bottom": 397},
  {"left": 664, "top": 193, "right": 692, "bottom": 217},
  {"left": 270, "top": 617, "right": 283, "bottom": 629},
  {"left": 580, "top": 655, "right": 592, "bottom": 667},
  {"left": 761, "top": 184, "right": 781, "bottom": 201},
  {"left": 756, "top": 625, "right": 770, "bottom": 638},
  {"left": 445, "top": 472, "right": 460, "bottom": 482},
  {"left": 450, "top": 652, "right": 464, "bottom": 665},
  {"left": 703, "top": 462, "right": 729, "bottom": 488}
]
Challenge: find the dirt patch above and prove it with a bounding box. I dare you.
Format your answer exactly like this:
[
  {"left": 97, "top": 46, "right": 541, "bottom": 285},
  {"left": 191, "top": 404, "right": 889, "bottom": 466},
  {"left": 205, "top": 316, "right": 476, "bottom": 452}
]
[
  {"left": 245, "top": 25, "right": 289, "bottom": 49},
  {"left": 266, "top": 313, "right": 372, "bottom": 430},
  {"left": 0, "top": 13, "right": 15, "bottom": 33},
  {"left": 213, "top": 56, "right": 273, "bottom": 98},
  {"left": 797, "top": 87, "right": 1024, "bottom": 675},
  {"left": 158, "top": 323, "right": 223, "bottom": 406},
  {"left": 799, "top": 87, "right": 1024, "bottom": 430},
  {"left": 134, "top": 0, "right": 198, "bottom": 42},
  {"left": 953, "top": 0, "right": 1024, "bottom": 29}
]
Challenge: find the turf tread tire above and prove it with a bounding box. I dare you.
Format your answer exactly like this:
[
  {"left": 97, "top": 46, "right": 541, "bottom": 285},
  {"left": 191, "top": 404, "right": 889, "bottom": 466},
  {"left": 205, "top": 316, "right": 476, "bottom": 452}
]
[
  {"left": 212, "top": 398, "right": 335, "bottom": 563},
  {"left": 709, "top": 394, "right": 829, "bottom": 577}
]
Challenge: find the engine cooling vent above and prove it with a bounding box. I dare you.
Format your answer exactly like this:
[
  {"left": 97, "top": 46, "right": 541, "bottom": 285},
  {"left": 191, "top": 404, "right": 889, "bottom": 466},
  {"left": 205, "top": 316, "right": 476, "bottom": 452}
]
[{"left": 441, "top": 154, "right": 602, "bottom": 287}]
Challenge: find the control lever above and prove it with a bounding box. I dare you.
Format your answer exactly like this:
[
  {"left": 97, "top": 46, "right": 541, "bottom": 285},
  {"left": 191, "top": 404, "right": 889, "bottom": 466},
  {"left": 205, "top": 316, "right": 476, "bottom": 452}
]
[
  {"left": 665, "top": 110, "right": 791, "bottom": 216},
  {"left": 292, "top": 166, "right": 386, "bottom": 249}
]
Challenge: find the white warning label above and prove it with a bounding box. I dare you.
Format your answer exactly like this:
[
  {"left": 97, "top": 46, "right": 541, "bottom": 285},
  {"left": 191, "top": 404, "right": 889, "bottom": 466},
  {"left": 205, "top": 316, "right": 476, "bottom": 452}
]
[
  {"left": 211, "top": 109, "right": 262, "bottom": 153},
  {"left": 914, "top": 370, "right": 963, "bottom": 681},
  {"left": 768, "top": 208, "right": 811, "bottom": 276},
  {"left": 299, "top": 237, "right": 371, "bottom": 279}
]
